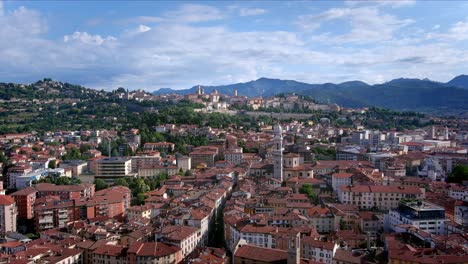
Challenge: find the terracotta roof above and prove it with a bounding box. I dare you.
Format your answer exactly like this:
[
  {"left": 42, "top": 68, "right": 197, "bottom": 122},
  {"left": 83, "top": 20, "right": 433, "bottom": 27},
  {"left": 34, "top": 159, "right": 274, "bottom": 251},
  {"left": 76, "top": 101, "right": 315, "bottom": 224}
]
[
  {"left": 93, "top": 244, "right": 125, "bottom": 256},
  {"left": 127, "top": 242, "right": 180, "bottom": 257},
  {"left": 0, "top": 195, "right": 15, "bottom": 205},
  {"left": 235, "top": 245, "right": 287, "bottom": 262},
  {"left": 10, "top": 187, "right": 37, "bottom": 196},
  {"left": 161, "top": 225, "right": 199, "bottom": 242}
]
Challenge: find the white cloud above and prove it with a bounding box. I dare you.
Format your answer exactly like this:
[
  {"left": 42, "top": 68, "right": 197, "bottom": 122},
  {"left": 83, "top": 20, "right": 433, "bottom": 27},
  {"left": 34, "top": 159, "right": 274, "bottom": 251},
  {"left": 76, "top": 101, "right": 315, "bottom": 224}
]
[
  {"left": 138, "top": 25, "right": 151, "bottom": 33},
  {"left": 299, "top": 6, "right": 414, "bottom": 43},
  {"left": 163, "top": 4, "right": 223, "bottom": 23},
  {"left": 0, "top": 3, "right": 467, "bottom": 90},
  {"left": 448, "top": 20, "right": 468, "bottom": 40},
  {"left": 64, "top": 32, "right": 116, "bottom": 45},
  {"left": 121, "top": 4, "right": 223, "bottom": 25},
  {"left": 345, "top": 0, "right": 416, "bottom": 8},
  {"left": 239, "top": 8, "right": 266, "bottom": 16},
  {"left": 426, "top": 18, "right": 468, "bottom": 41},
  {"left": 127, "top": 16, "right": 164, "bottom": 24}
]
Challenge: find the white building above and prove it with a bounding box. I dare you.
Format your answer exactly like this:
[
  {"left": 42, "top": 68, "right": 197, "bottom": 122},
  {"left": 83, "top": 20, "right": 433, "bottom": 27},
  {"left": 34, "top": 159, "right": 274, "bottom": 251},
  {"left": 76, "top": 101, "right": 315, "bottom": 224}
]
[
  {"left": 225, "top": 148, "right": 243, "bottom": 165},
  {"left": 176, "top": 155, "right": 191, "bottom": 171},
  {"left": 331, "top": 173, "right": 352, "bottom": 193},
  {"left": 157, "top": 225, "right": 202, "bottom": 257},
  {"left": 384, "top": 201, "right": 447, "bottom": 235},
  {"left": 301, "top": 237, "right": 339, "bottom": 264},
  {"left": 454, "top": 201, "right": 468, "bottom": 226},
  {"left": 448, "top": 186, "right": 468, "bottom": 202},
  {"left": 0, "top": 195, "right": 17, "bottom": 234}
]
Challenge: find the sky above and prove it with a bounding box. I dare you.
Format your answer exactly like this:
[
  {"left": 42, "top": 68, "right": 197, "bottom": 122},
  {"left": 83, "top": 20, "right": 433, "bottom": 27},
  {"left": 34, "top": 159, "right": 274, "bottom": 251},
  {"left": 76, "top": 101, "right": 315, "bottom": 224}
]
[{"left": 0, "top": 0, "right": 467, "bottom": 91}]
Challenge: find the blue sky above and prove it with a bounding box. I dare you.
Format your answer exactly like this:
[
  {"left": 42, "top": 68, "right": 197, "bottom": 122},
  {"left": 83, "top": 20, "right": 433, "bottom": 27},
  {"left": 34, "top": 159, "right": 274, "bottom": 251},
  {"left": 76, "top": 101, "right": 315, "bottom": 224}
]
[{"left": 1, "top": 1, "right": 467, "bottom": 90}]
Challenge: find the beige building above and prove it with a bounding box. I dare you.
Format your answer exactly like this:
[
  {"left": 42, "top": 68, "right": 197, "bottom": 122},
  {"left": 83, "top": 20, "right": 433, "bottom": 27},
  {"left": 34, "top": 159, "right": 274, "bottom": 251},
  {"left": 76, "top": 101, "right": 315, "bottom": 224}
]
[
  {"left": 131, "top": 154, "right": 161, "bottom": 172},
  {"left": 126, "top": 204, "right": 153, "bottom": 220},
  {"left": 95, "top": 157, "right": 136, "bottom": 181},
  {"left": 176, "top": 155, "right": 191, "bottom": 171},
  {"left": 339, "top": 185, "right": 424, "bottom": 210},
  {"left": 138, "top": 165, "right": 178, "bottom": 177},
  {"left": 0, "top": 195, "right": 17, "bottom": 234}
]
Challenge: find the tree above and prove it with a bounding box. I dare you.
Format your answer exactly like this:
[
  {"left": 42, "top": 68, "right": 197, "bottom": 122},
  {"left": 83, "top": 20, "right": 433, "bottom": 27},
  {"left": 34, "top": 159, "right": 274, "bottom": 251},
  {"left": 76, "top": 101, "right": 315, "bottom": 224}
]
[
  {"left": 447, "top": 165, "right": 468, "bottom": 184},
  {"left": 48, "top": 160, "right": 57, "bottom": 169},
  {"left": 136, "top": 193, "right": 146, "bottom": 205},
  {"left": 114, "top": 178, "right": 129, "bottom": 187},
  {"left": 94, "top": 179, "right": 108, "bottom": 191},
  {"left": 299, "top": 184, "right": 318, "bottom": 204}
]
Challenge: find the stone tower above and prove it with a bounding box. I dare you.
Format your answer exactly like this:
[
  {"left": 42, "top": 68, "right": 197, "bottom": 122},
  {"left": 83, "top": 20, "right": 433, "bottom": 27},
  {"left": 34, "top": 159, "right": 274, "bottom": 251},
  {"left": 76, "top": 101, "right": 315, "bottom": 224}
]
[
  {"left": 287, "top": 232, "right": 300, "bottom": 264},
  {"left": 197, "top": 85, "right": 204, "bottom": 95},
  {"left": 273, "top": 124, "right": 283, "bottom": 182}
]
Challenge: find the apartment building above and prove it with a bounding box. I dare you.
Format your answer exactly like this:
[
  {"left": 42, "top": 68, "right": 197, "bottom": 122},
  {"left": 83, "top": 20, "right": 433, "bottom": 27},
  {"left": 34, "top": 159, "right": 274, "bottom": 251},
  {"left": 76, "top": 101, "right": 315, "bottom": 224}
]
[
  {"left": 95, "top": 157, "right": 136, "bottom": 181},
  {"left": 127, "top": 242, "right": 183, "bottom": 264},
  {"left": 332, "top": 173, "right": 353, "bottom": 193},
  {"left": 190, "top": 146, "right": 219, "bottom": 168},
  {"left": 339, "top": 185, "right": 424, "bottom": 210},
  {"left": 157, "top": 225, "right": 201, "bottom": 257},
  {"left": 301, "top": 237, "right": 339, "bottom": 264},
  {"left": 10, "top": 187, "right": 37, "bottom": 219},
  {"left": 0, "top": 195, "right": 17, "bottom": 234}
]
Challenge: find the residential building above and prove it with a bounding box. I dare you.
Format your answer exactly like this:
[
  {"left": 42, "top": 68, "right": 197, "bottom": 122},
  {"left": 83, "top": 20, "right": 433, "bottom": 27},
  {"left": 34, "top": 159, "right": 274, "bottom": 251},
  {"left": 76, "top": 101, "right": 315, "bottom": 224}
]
[
  {"left": 307, "top": 206, "right": 335, "bottom": 233},
  {"left": 157, "top": 225, "right": 201, "bottom": 257},
  {"left": 59, "top": 160, "right": 88, "bottom": 177},
  {"left": 10, "top": 187, "right": 37, "bottom": 219},
  {"left": 92, "top": 244, "right": 127, "bottom": 264},
  {"left": 339, "top": 185, "right": 424, "bottom": 210},
  {"left": 0, "top": 195, "right": 17, "bottom": 234},
  {"left": 454, "top": 201, "right": 468, "bottom": 226},
  {"left": 225, "top": 148, "right": 243, "bottom": 166},
  {"left": 234, "top": 245, "right": 288, "bottom": 264},
  {"left": 301, "top": 237, "right": 339, "bottom": 264},
  {"left": 95, "top": 157, "right": 136, "bottom": 181},
  {"left": 332, "top": 173, "right": 353, "bottom": 193},
  {"left": 176, "top": 155, "right": 191, "bottom": 171},
  {"left": 131, "top": 154, "right": 161, "bottom": 172},
  {"left": 190, "top": 146, "right": 218, "bottom": 168},
  {"left": 127, "top": 204, "right": 153, "bottom": 220}
]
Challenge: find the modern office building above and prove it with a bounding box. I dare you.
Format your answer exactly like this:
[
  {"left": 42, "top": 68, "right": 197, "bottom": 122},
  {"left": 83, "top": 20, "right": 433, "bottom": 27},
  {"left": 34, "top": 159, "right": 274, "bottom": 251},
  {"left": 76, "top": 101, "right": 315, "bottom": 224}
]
[{"left": 384, "top": 201, "right": 447, "bottom": 235}]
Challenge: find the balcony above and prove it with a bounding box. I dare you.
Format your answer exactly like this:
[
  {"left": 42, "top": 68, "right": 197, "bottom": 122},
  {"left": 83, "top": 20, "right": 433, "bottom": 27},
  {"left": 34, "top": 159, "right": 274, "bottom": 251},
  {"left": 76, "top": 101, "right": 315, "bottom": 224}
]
[
  {"left": 40, "top": 224, "right": 54, "bottom": 229},
  {"left": 38, "top": 217, "right": 53, "bottom": 224}
]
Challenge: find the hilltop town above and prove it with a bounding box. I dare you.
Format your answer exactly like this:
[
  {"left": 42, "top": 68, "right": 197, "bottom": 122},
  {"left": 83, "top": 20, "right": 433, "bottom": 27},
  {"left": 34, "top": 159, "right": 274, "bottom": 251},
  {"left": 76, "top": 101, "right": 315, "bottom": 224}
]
[{"left": 0, "top": 84, "right": 466, "bottom": 264}]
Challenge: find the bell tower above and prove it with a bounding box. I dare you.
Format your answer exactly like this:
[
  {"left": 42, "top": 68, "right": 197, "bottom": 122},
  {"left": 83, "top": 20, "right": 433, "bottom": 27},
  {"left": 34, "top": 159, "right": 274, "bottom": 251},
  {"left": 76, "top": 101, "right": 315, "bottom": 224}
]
[
  {"left": 287, "top": 232, "right": 300, "bottom": 264},
  {"left": 273, "top": 124, "right": 283, "bottom": 182}
]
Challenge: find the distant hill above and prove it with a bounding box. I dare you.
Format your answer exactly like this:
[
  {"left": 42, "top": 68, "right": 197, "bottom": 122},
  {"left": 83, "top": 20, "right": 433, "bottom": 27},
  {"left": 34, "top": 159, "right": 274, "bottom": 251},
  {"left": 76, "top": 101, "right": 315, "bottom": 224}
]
[
  {"left": 447, "top": 75, "right": 468, "bottom": 89},
  {"left": 153, "top": 75, "right": 468, "bottom": 114},
  {"left": 0, "top": 78, "right": 106, "bottom": 100}
]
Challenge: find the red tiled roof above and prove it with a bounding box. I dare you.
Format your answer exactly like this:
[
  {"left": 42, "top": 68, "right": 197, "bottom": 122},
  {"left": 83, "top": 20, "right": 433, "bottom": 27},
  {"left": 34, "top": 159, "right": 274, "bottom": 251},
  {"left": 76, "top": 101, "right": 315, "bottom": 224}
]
[
  {"left": 93, "top": 244, "right": 125, "bottom": 256},
  {"left": 235, "top": 245, "right": 287, "bottom": 262},
  {"left": 0, "top": 195, "right": 15, "bottom": 205},
  {"left": 161, "top": 225, "right": 199, "bottom": 242},
  {"left": 127, "top": 242, "right": 180, "bottom": 257}
]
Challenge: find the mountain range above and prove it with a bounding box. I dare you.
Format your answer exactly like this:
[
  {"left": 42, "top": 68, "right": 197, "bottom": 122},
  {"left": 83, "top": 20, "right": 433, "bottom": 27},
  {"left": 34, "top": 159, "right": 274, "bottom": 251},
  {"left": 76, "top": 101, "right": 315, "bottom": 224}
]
[{"left": 153, "top": 75, "right": 468, "bottom": 115}]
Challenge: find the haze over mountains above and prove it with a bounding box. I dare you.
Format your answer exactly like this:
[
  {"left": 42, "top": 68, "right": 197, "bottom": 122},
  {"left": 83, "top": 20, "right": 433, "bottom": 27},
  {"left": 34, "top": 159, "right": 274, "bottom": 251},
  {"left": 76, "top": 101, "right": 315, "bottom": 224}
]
[{"left": 154, "top": 75, "right": 468, "bottom": 115}]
